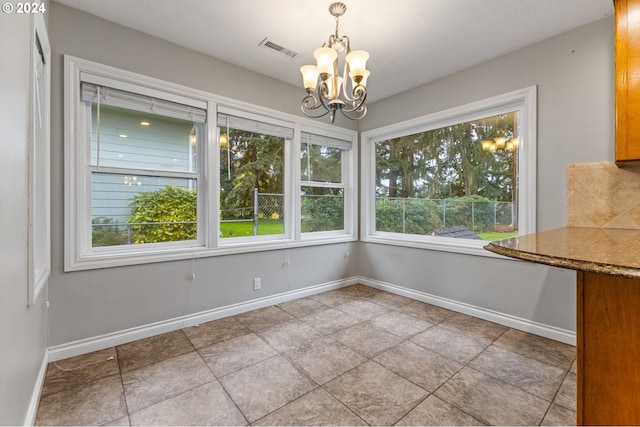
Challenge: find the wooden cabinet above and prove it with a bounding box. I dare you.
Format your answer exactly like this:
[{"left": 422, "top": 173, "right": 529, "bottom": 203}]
[
  {"left": 615, "top": 0, "right": 640, "bottom": 165},
  {"left": 576, "top": 271, "right": 640, "bottom": 425}
]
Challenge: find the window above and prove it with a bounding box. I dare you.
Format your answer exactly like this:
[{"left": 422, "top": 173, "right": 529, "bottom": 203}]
[
  {"left": 361, "top": 87, "right": 536, "bottom": 256},
  {"left": 218, "top": 111, "right": 292, "bottom": 240},
  {"left": 28, "top": 13, "right": 51, "bottom": 304},
  {"left": 83, "top": 83, "right": 205, "bottom": 248},
  {"left": 300, "top": 132, "right": 351, "bottom": 233},
  {"left": 65, "top": 56, "right": 357, "bottom": 270}
]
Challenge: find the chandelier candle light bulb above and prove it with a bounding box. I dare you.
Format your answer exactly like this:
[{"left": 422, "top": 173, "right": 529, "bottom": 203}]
[
  {"left": 300, "top": 65, "right": 319, "bottom": 92},
  {"left": 314, "top": 47, "right": 337, "bottom": 77},
  {"left": 299, "top": 2, "right": 370, "bottom": 123},
  {"left": 345, "top": 50, "right": 369, "bottom": 81}
]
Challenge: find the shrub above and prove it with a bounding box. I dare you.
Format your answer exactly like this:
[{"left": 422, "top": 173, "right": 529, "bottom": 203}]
[
  {"left": 92, "top": 217, "right": 128, "bottom": 247},
  {"left": 128, "top": 186, "right": 196, "bottom": 244},
  {"left": 376, "top": 198, "right": 442, "bottom": 234},
  {"left": 301, "top": 195, "right": 343, "bottom": 232}
]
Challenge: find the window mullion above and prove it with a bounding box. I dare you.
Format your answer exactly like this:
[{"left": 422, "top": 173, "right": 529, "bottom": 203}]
[
  {"left": 87, "top": 165, "right": 199, "bottom": 180},
  {"left": 345, "top": 135, "right": 357, "bottom": 236},
  {"left": 207, "top": 101, "right": 219, "bottom": 249},
  {"left": 283, "top": 136, "right": 293, "bottom": 239},
  {"left": 293, "top": 125, "right": 302, "bottom": 240}
]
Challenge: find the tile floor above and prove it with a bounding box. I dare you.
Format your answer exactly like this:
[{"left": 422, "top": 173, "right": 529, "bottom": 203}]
[{"left": 36, "top": 285, "right": 577, "bottom": 426}]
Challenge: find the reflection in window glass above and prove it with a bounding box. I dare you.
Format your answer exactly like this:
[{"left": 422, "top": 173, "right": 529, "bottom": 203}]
[
  {"left": 375, "top": 112, "right": 519, "bottom": 241},
  {"left": 91, "top": 104, "right": 197, "bottom": 172},
  {"left": 89, "top": 103, "right": 199, "bottom": 247},
  {"left": 91, "top": 173, "right": 196, "bottom": 246}
]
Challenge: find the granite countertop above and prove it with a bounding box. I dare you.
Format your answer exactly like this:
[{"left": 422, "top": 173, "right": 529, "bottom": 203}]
[{"left": 484, "top": 226, "right": 640, "bottom": 279}]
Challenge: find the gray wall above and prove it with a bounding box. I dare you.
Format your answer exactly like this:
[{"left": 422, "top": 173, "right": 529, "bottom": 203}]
[
  {"left": 48, "top": 3, "right": 357, "bottom": 346},
  {"left": 357, "top": 17, "right": 615, "bottom": 332},
  {"left": 0, "top": 9, "right": 50, "bottom": 426}
]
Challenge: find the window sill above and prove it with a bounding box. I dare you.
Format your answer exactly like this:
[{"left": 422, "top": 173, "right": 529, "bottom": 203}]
[
  {"left": 360, "top": 233, "right": 514, "bottom": 259},
  {"left": 65, "top": 234, "right": 358, "bottom": 271}
]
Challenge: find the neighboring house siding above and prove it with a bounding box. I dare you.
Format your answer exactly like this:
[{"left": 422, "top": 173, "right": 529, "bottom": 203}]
[
  {"left": 90, "top": 104, "right": 195, "bottom": 222},
  {"left": 91, "top": 174, "right": 193, "bottom": 222}
]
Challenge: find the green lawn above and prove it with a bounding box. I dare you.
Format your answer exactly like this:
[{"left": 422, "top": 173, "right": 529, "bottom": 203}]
[
  {"left": 477, "top": 231, "right": 519, "bottom": 241},
  {"left": 220, "top": 220, "right": 284, "bottom": 237},
  {"left": 220, "top": 220, "right": 516, "bottom": 241}
]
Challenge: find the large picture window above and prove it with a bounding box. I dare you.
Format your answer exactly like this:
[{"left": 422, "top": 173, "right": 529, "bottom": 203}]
[
  {"left": 65, "top": 56, "right": 357, "bottom": 270},
  {"left": 361, "top": 87, "right": 536, "bottom": 256}
]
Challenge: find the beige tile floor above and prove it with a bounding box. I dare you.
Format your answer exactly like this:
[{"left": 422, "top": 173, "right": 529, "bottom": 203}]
[{"left": 36, "top": 285, "right": 577, "bottom": 426}]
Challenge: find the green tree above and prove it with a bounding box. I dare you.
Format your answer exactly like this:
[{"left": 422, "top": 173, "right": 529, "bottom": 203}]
[
  {"left": 301, "top": 143, "right": 341, "bottom": 184},
  {"left": 127, "top": 185, "right": 196, "bottom": 244},
  {"left": 220, "top": 128, "right": 284, "bottom": 214},
  {"left": 375, "top": 112, "right": 517, "bottom": 202}
]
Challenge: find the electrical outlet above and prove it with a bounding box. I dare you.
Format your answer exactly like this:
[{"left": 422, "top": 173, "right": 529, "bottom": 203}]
[{"left": 253, "top": 277, "right": 262, "bottom": 290}]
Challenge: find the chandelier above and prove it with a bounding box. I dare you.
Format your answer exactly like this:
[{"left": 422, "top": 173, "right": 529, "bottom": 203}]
[
  {"left": 299, "top": 2, "right": 370, "bottom": 123},
  {"left": 481, "top": 133, "right": 520, "bottom": 152}
]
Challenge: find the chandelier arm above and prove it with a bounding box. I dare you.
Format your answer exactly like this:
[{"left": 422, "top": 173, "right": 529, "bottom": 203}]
[
  {"left": 318, "top": 81, "right": 340, "bottom": 112},
  {"left": 317, "top": 82, "right": 341, "bottom": 124},
  {"left": 300, "top": 93, "right": 331, "bottom": 119},
  {"left": 340, "top": 85, "right": 367, "bottom": 113},
  {"left": 325, "top": 36, "right": 333, "bottom": 49},
  {"left": 340, "top": 103, "right": 367, "bottom": 121},
  {"left": 342, "top": 35, "right": 351, "bottom": 52},
  {"left": 340, "top": 59, "right": 358, "bottom": 102}
]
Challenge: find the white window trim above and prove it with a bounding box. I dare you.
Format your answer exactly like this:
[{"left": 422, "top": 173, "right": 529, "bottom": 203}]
[
  {"left": 360, "top": 86, "right": 537, "bottom": 258},
  {"left": 65, "top": 56, "right": 358, "bottom": 271},
  {"left": 298, "top": 125, "right": 357, "bottom": 238},
  {"left": 215, "top": 107, "right": 294, "bottom": 245},
  {"left": 70, "top": 64, "right": 207, "bottom": 263},
  {"left": 28, "top": 13, "right": 51, "bottom": 305}
]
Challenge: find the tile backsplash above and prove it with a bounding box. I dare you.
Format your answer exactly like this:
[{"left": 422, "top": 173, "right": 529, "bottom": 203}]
[{"left": 567, "top": 162, "right": 640, "bottom": 229}]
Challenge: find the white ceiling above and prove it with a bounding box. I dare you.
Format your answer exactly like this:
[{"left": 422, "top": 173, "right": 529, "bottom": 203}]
[{"left": 53, "top": 0, "right": 614, "bottom": 103}]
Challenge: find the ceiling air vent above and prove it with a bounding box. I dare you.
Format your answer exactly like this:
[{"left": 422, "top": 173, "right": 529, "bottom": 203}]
[{"left": 259, "top": 38, "right": 298, "bottom": 58}]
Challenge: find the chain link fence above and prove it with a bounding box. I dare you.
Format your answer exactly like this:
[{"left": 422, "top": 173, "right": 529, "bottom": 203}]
[
  {"left": 376, "top": 197, "right": 516, "bottom": 235},
  {"left": 220, "top": 189, "right": 284, "bottom": 237}
]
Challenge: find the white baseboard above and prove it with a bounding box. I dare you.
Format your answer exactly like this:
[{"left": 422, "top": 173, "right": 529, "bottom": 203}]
[
  {"left": 48, "top": 274, "right": 575, "bottom": 363},
  {"left": 35, "top": 274, "right": 576, "bottom": 427},
  {"left": 357, "top": 276, "right": 576, "bottom": 345},
  {"left": 47, "top": 278, "right": 357, "bottom": 362},
  {"left": 24, "top": 349, "right": 48, "bottom": 426}
]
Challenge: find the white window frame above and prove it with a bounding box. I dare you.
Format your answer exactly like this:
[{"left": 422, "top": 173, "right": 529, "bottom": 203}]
[
  {"left": 28, "top": 13, "right": 51, "bottom": 305},
  {"left": 360, "top": 86, "right": 537, "bottom": 257},
  {"left": 84, "top": 89, "right": 205, "bottom": 253},
  {"left": 297, "top": 123, "right": 358, "bottom": 241},
  {"left": 65, "top": 56, "right": 358, "bottom": 271},
  {"left": 215, "top": 107, "right": 294, "bottom": 245}
]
